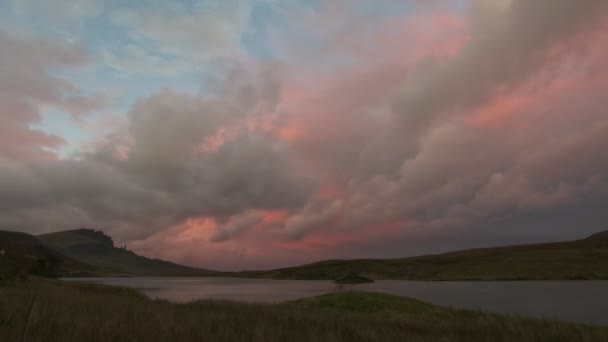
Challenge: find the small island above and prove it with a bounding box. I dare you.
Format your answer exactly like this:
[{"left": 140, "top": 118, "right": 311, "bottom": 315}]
[{"left": 333, "top": 272, "right": 375, "bottom": 284}]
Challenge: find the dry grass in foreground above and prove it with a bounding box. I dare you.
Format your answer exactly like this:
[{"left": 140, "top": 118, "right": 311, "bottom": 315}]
[{"left": 1, "top": 278, "right": 607, "bottom": 342}]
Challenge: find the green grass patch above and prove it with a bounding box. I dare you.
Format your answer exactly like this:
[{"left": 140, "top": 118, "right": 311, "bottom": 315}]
[{"left": 285, "top": 291, "right": 454, "bottom": 319}]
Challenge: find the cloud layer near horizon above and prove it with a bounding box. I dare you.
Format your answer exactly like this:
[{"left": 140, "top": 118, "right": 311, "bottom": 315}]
[{"left": 1, "top": 0, "right": 608, "bottom": 270}]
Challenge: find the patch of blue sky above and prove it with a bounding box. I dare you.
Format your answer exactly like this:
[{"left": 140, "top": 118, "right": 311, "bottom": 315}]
[
  {"left": 0, "top": 6, "right": 54, "bottom": 37},
  {"left": 41, "top": 64, "right": 201, "bottom": 160},
  {"left": 82, "top": 12, "right": 130, "bottom": 51},
  {"left": 51, "top": 61, "right": 200, "bottom": 108},
  {"left": 355, "top": 0, "right": 415, "bottom": 18},
  {"left": 30, "top": 110, "right": 89, "bottom": 158},
  {"left": 243, "top": 3, "right": 284, "bottom": 61}
]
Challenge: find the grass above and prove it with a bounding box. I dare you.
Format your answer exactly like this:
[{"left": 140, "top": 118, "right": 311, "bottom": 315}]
[
  {"left": 333, "top": 273, "right": 374, "bottom": 284},
  {"left": 242, "top": 231, "right": 608, "bottom": 280},
  {"left": 286, "top": 291, "right": 453, "bottom": 318},
  {"left": 1, "top": 278, "right": 608, "bottom": 341}
]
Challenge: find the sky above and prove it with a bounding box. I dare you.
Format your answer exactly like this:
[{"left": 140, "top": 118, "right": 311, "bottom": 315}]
[{"left": 1, "top": 0, "right": 608, "bottom": 270}]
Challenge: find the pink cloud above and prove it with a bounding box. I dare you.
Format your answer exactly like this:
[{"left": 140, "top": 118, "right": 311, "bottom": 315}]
[
  {"left": 129, "top": 4, "right": 608, "bottom": 269},
  {"left": 5, "top": 1, "right": 608, "bottom": 270}
]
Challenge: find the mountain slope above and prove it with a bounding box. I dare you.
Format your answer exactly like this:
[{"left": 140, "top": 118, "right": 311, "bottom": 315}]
[
  {"left": 24, "top": 228, "right": 608, "bottom": 280},
  {"left": 244, "top": 231, "right": 608, "bottom": 280},
  {"left": 37, "top": 229, "right": 219, "bottom": 277},
  {"left": 0, "top": 230, "right": 97, "bottom": 279}
]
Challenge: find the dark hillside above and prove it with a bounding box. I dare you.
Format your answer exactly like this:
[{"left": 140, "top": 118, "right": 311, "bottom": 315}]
[
  {"left": 0, "top": 230, "right": 96, "bottom": 279},
  {"left": 243, "top": 230, "right": 608, "bottom": 280},
  {"left": 38, "top": 229, "right": 220, "bottom": 276}
]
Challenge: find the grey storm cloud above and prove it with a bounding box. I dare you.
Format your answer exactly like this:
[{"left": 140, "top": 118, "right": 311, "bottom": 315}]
[
  {"left": 211, "top": 211, "right": 264, "bottom": 242},
  {"left": 293, "top": 0, "right": 608, "bottom": 243},
  {"left": 394, "top": 0, "right": 608, "bottom": 135},
  {"left": 282, "top": 198, "right": 342, "bottom": 241}
]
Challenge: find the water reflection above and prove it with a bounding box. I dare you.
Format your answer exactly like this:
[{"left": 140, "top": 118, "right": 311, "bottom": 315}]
[{"left": 64, "top": 277, "right": 608, "bottom": 326}]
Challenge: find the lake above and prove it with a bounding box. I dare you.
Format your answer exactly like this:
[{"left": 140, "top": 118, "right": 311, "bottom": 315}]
[{"left": 64, "top": 277, "right": 608, "bottom": 326}]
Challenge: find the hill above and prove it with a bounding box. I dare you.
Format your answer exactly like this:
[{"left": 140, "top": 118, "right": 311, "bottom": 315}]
[
  {"left": 37, "top": 229, "right": 219, "bottom": 277},
  {"left": 0, "top": 230, "right": 97, "bottom": 279},
  {"left": 244, "top": 231, "right": 608, "bottom": 280},
  {"left": 14, "top": 228, "right": 608, "bottom": 280}
]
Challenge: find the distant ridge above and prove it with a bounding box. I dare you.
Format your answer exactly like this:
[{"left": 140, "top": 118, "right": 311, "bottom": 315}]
[
  {"left": 241, "top": 230, "right": 608, "bottom": 281},
  {"left": 585, "top": 231, "right": 608, "bottom": 242},
  {"left": 37, "top": 229, "right": 220, "bottom": 277},
  {"left": 4, "top": 228, "right": 608, "bottom": 280}
]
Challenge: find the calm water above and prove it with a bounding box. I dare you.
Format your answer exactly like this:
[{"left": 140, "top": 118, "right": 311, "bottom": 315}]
[{"left": 64, "top": 277, "right": 608, "bottom": 326}]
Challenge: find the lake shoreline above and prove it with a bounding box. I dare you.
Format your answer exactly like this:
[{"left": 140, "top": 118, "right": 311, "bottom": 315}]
[
  {"left": 62, "top": 276, "right": 608, "bottom": 326},
  {"left": 2, "top": 277, "right": 608, "bottom": 342}
]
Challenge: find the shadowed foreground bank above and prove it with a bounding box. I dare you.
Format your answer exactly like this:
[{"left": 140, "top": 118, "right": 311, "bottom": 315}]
[{"left": 1, "top": 279, "right": 607, "bottom": 342}]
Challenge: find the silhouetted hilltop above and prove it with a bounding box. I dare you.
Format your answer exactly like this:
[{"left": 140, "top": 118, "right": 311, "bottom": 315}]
[
  {"left": 584, "top": 231, "right": 608, "bottom": 244},
  {"left": 6, "top": 228, "right": 607, "bottom": 280},
  {"left": 39, "top": 229, "right": 118, "bottom": 257},
  {"left": 38, "top": 229, "right": 220, "bottom": 277},
  {"left": 72, "top": 229, "right": 115, "bottom": 246}
]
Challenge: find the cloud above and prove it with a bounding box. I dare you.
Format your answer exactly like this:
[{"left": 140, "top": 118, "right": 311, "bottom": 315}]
[
  {"left": 9, "top": 0, "right": 103, "bottom": 21},
  {"left": 109, "top": 0, "right": 282, "bottom": 62},
  {"left": 282, "top": 199, "right": 342, "bottom": 241},
  {"left": 393, "top": 0, "right": 608, "bottom": 137},
  {"left": 260, "top": 0, "right": 608, "bottom": 251},
  {"left": 0, "top": 28, "right": 102, "bottom": 160},
  {"left": 98, "top": 45, "right": 193, "bottom": 78},
  {"left": 211, "top": 211, "right": 264, "bottom": 242},
  {"left": 0, "top": 62, "right": 315, "bottom": 242},
  {"left": 1, "top": 0, "right": 608, "bottom": 270}
]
